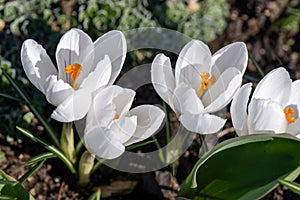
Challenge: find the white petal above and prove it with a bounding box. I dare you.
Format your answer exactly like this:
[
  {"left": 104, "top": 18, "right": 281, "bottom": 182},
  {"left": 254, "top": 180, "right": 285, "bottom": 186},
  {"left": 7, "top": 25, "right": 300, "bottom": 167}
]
[
  {"left": 124, "top": 105, "right": 165, "bottom": 146},
  {"left": 175, "top": 40, "right": 211, "bottom": 85},
  {"left": 56, "top": 28, "right": 94, "bottom": 84},
  {"left": 80, "top": 55, "right": 112, "bottom": 92},
  {"left": 85, "top": 100, "right": 115, "bottom": 133},
  {"left": 93, "top": 30, "right": 126, "bottom": 85},
  {"left": 92, "top": 85, "right": 135, "bottom": 117},
  {"left": 230, "top": 83, "right": 252, "bottom": 136},
  {"left": 21, "top": 39, "right": 57, "bottom": 94},
  {"left": 45, "top": 75, "right": 74, "bottom": 106},
  {"left": 172, "top": 83, "right": 204, "bottom": 114},
  {"left": 179, "top": 113, "right": 226, "bottom": 134},
  {"left": 51, "top": 89, "right": 91, "bottom": 122},
  {"left": 176, "top": 65, "right": 202, "bottom": 93},
  {"left": 286, "top": 119, "right": 300, "bottom": 136},
  {"left": 288, "top": 80, "right": 300, "bottom": 111},
  {"left": 211, "top": 42, "right": 248, "bottom": 77},
  {"left": 248, "top": 98, "right": 287, "bottom": 133},
  {"left": 112, "top": 88, "right": 135, "bottom": 116},
  {"left": 84, "top": 126, "right": 125, "bottom": 159},
  {"left": 252, "top": 67, "right": 292, "bottom": 107},
  {"left": 202, "top": 67, "right": 242, "bottom": 113},
  {"left": 110, "top": 116, "right": 137, "bottom": 144},
  {"left": 151, "top": 54, "right": 175, "bottom": 109}
]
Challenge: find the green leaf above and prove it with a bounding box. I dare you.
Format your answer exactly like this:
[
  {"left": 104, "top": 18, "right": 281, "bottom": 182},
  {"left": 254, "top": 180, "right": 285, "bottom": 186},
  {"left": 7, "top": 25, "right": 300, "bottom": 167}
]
[
  {"left": 88, "top": 189, "right": 101, "bottom": 200},
  {"left": 125, "top": 139, "right": 157, "bottom": 151},
  {"left": 178, "top": 134, "right": 300, "bottom": 200},
  {"left": 0, "top": 150, "right": 4, "bottom": 162},
  {"left": 0, "top": 93, "right": 24, "bottom": 103},
  {"left": 249, "top": 54, "right": 265, "bottom": 77},
  {"left": 279, "top": 179, "right": 300, "bottom": 195},
  {"left": 19, "top": 160, "right": 45, "bottom": 184},
  {"left": 24, "top": 152, "right": 56, "bottom": 166},
  {"left": 2, "top": 70, "right": 60, "bottom": 147},
  {"left": 0, "top": 170, "right": 35, "bottom": 200},
  {"left": 16, "top": 126, "right": 76, "bottom": 174}
]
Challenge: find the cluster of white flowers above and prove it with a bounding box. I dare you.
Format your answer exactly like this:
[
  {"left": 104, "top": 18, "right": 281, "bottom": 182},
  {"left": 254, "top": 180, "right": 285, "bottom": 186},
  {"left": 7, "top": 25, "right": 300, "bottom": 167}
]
[{"left": 21, "top": 28, "right": 300, "bottom": 160}]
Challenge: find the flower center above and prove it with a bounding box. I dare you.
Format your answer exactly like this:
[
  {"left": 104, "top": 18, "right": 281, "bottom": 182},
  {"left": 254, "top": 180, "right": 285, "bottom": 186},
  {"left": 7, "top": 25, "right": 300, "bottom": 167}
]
[
  {"left": 197, "top": 72, "right": 216, "bottom": 97},
  {"left": 64, "top": 63, "right": 82, "bottom": 89},
  {"left": 284, "top": 107, "right": 295, "bottom": 124},
  {"left": 113, "top": 113, "right": 120, "bottom": 120}
]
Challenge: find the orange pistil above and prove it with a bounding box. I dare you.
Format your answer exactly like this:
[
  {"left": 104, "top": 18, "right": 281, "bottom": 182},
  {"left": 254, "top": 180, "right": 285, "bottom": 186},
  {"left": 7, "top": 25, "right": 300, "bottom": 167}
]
[
  {"left": 197, "top": 72, "right": 216, "bottom": 97},
  {"left": 64, "top": 63, "right": 82, "bottom": 89},
  {"left": 284, "top": 107, "right": 295, "bottom": 124},
  {"left": 113, "top": 113, "right": 120, "bottom": 120}
]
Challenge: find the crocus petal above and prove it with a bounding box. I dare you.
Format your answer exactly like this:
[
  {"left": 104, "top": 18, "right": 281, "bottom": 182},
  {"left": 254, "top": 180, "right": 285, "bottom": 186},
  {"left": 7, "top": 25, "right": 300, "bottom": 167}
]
[
  {"left": 202, "top": 67, "right": 242, "bottom": 113},
  {"left": 252, "top": 67, "right": 292, "bottom": 107},
  {"left": 172, "top": 83, "right": 204, "bottom": 114},
  {"left": 51, "top": 89, "right": 91, "bottom": 122},
  {"left": 85, "top": 101, "right": 115, "bottom": 133},
  {"left": 93, "top": 30, "right": 126, "bottom": 85},
  {"left": 124, "top": 105, "right": 165, "bottom": 146},
  {"left": 176, "top": 65, "right": 202, "bottom": 93},
  {"left": 211, "top": 42, "right": 247, "bottom": 78},
  {"left": 151, "top": 54, "right": 176, "bottom": 109},
  {"left": 175, "top": 40, "right": 211, "bottom": 85},
  {"left": 230, "top": 83, "right": 252, "bottom": 136},
  {"left": 248, "top": 98, "right": 287, "bottom": 133},
  {"left": 110, "top": 116, "right": 137, "bottom": 144},
  {"left": 80, "top": 55, "right": 112, "bottom": 92},
  {"left": 84, "top": 126, "right": 125, "bottom": 159},
  {"left": 179, "top": 113, "right": 226, "bottom": 134},
  {"left": 286, "top": 119, "right": 300, "bottom": 137},
  {"left": 288, "top": 80, "right": 300, "bottom": 111},
  {"left": 56, "top": 28, "right": 94, "bottom": 84},
  {"left": 45, "top": 75, "right": 74, "bottom": 106},
  {"left": 21, "top": 39, "right": 57, "bottom": 94},
  {"left": 91, "top": 85, "right": 135, "bottom": 119}
]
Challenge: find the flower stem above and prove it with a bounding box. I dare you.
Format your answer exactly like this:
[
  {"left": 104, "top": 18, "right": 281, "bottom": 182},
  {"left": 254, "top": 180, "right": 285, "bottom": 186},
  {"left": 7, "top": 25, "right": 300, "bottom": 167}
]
[
  {"left": 78, "top": 151, "right": 95, "bottom": 186},
  {"left": 60, "top": 122, "right": 76, "bottom": 164}
]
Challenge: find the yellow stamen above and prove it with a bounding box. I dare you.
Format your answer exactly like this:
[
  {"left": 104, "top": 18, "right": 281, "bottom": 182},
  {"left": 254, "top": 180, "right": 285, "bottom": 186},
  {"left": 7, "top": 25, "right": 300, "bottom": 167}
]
[
  {"left": 113, "top": 113, "right": 120, "bottom": 120},
  {"left": 197, "top": 72, "right": 216, "bottom": 97},
  {"left": 284, "top": 107, "right": 295, "bottom": 124},
  {"left": 64, "top": 63, "right": 82, "bottom": 89}
]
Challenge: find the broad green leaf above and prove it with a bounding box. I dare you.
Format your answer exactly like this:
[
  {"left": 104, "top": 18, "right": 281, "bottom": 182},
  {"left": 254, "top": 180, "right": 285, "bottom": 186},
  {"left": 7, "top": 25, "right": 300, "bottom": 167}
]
[
  {"left": 88, "top": 189, "right": 101, "bottom": 200},
  {"left": 0, "top": 170, "right": 35, "bottom": 200},
  {"left": 279, "top": 179, "right": 300, "bottom": 195},
  {"left": 178, "top": 134, "right": 300, "bottom": 200},
  {"left": 24, "top": 152, "right": 56, "bottom": 166},
  {"left": 2, "top": 70, "right": 60, "bottom": 147},
  {"left": 16, "top": 126, "right": 76, "bottom": 174},
  {"left": 0, "top": 150, "right": 4, "bottom": 161}
]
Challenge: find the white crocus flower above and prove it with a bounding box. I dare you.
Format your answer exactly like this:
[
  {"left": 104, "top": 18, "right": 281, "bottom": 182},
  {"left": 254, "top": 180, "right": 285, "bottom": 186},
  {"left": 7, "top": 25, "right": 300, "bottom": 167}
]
[
  {"left": 21, "top": 28, "right": 126, "bottom": 122},
  {"left": 83, "top": 85, "right": 165, "bottom": 159},
  {"left": 151, "top": 40, "right": 247, "bottom": 134},
  {"left": 231, "top": 67, "right": 300, "bottom": 138}
]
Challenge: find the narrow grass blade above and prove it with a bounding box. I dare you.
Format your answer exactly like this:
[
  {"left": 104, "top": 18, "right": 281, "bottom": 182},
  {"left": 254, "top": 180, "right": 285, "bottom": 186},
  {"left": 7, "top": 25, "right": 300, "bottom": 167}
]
[
  {"left": 126, "top": 139, "right": 157, "bottom": 151},
  {"left": 2, "top": 70, "right": 60, "bottom": 147},
  {"left": 19, "top": 160, "right": 45, "bottom": 184},
  {"left": 249, "top": 54, "right": 265, "bottom": 77},
  {"left": 0, "top": 93, "right": 24, "bottom": 103},
  {"left": 16, "top": 126, "right": 76, "bottom": 174},
  {"left": 24, "top": 152, "right": 56, "bottom": 166},
  {"left": 279, "top": 179, "right": 300, "bottom": 195},
  {"left": 88, "top": 189, "right": 101, "bottom": 200}
]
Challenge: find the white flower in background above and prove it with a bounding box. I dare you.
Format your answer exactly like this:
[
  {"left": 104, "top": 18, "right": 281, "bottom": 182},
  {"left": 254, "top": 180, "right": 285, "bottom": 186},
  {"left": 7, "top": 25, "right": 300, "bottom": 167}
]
[
  {"left": 231, "top": 67, "right": 300, "bottom": 138},
  {"left": 21, "top": 28, "right": 126, "bottom": 122},
  {"left": 151, "top": 40, "right": 247, "bottom": 134},
  {"left": 84, "top": 85, "right": 165, "bottom": 159}
]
